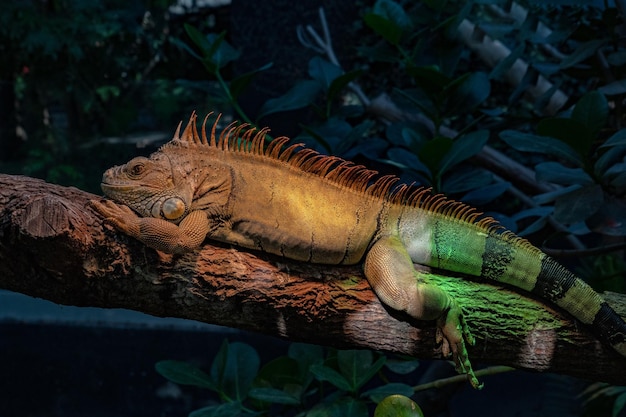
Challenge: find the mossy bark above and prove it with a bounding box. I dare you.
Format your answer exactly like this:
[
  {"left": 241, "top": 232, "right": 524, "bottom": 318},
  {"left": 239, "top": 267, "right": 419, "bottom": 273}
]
[{"left": 0, "top": 173, "right": 625, "bottom": 385}]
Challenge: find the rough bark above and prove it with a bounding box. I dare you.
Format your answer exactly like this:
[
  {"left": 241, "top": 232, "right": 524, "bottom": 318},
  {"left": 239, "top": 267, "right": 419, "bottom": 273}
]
[{"left": 0, "top": 173, "right": 625, "bottom": 385}]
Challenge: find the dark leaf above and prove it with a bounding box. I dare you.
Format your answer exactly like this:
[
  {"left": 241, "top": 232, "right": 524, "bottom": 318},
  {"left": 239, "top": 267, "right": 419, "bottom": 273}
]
[
  {"left": 257, "top": 80, "right": 321, "bottom": 120},
  {"left": 553, "top": 184, "right": 603, "bottom": 224},
  {"left": 572, "top": 91, "right": 608, "bottom": 137},
  {"left": 155, "top": 360, "right": 215, "bottom": 390},
  {"left": 535, "top": 162, "right": 594, "bottom": 186},
  {"left": 499, "top": 130, "right": 582, "bottom": 166},
  {"left": 560, "top": 39, "right": 607, "bottom": 69}
]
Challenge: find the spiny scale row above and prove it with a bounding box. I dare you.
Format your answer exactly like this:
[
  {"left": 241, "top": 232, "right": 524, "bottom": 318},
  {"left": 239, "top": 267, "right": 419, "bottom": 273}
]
[{"left": 173, "top": 112, "right": 509, "bottom": 235}]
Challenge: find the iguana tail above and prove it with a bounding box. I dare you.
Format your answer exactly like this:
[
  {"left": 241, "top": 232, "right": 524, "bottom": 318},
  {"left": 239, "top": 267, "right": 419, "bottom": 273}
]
[{"left": 398, "top": 210, "right": 626, "bottom": 357}]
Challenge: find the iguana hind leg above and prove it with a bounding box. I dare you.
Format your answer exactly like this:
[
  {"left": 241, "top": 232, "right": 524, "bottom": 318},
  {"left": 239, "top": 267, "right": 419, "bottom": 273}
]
[{"left": 363, "top": 234, "right": 481, "bottom": 389}]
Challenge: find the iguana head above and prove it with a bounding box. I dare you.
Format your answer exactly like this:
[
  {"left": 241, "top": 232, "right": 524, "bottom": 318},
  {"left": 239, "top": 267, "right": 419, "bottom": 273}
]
[{"left": 100, "top": 152, "right": 192, "bottom": 223}]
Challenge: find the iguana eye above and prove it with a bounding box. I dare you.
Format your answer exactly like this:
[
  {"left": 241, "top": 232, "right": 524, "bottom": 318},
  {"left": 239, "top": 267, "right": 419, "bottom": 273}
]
[
  {"left": 126, "top": 159, "right": 147, "bottom": 178},
  {"left": 162, "top": 197, "right": 186, "bottom": 220}
]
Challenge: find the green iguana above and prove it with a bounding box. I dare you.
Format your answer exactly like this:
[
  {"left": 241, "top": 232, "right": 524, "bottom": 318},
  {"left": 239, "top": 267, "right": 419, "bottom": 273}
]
[{"left": 90, "top": 113, "right": 626, "bottom": 389}]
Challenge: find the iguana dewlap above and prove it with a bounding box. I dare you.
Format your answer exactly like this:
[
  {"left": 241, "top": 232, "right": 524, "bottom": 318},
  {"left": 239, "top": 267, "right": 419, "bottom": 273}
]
[{"left": 90, "top": 113, "right": 626, "bottom": 389}]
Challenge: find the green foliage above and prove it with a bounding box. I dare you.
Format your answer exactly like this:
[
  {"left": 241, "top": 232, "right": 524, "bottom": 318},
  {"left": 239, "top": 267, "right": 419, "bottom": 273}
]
[
  {"left": 155, "top": 341, "right": 421, "bottom": 417},
  {"left": 500, "top": 91, "right": 626, "bottom": 236}
]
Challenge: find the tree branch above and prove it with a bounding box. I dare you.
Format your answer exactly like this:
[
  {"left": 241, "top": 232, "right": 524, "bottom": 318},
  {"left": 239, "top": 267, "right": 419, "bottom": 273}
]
[{"left": 1, "top": 173, "right": 625, "bottom": 385}]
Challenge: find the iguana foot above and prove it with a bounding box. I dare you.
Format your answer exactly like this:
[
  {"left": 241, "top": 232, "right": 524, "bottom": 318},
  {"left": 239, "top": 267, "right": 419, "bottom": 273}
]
[
  {"left": 437, "top": 302, "right": 483, "bottom": 389},
  {"left": 89, "top": 199, "right": 141, "bottom": 236}
]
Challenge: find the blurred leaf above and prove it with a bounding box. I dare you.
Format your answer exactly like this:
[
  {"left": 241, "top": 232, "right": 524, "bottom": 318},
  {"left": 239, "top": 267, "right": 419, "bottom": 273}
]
[
  {"left": 364, "top": 13, "right": 403, "bottom": 45},
  {"left": 362, "top": 384, "right": 415, "bottom": 403},
  {"left": 338, "top": 350, "right": 386, "bottom": 392},
  {"left": 535, "top": 162, "right": 594, "bottom": 186},
  {"left": 419, "top": 136, "right": 453, "bottom": 176},
  {"left": 328, "top": 69, "right": 362, "bottom": 102},
  {"left": 461, "top": 181, "right": 511, "bottom": 206},
  {"left": 210, "top": 341, "right": 259, "bottom": 401},
  {"left": 560, "top": 39, "right": 607, "bottom": 68},
  {"left": 511, "top": 207, "right": 553, "bottom": 236},
  {"left": 499, "top": 130, "right": 582, "bottom": 166},
  {"left": 373, "top": 0, "right": 413, "bottom": 31},
  {"left": 598, "top": 79, "right": 626, "bottom": 95},
  {"left": 441, "top": 168, "right": 494, "bottom": 194},
  {"left": 184, "top": 23, "right": 211, "bottom": 55},
  {"left": 572, "top": 91, "right": 608, "bottom": 138},
  {"left": 537, "top": 117, "right": 592, "bottom": 157},
  {"left": 308, "top": 57, "right": 343, "bottom": 91},
  {"left": 189, "top": 402, "right": 244, "bottom": 417},
  {"left": 387, "top": 147, "right": 431, "bottom": 177},
  {"left": 310, "top": 364, "right": 352, "bottom": 391},
  {"left": 229, "top": 62, "right": 273, "bottom": 99},
  {"left": 406, "top": 65, "right": 451, "bottom": 94},
  {"left": 155, "top": 360, "right": 215, "bottom": 390},
  {"left": 438, "top": 130, "right": 489, "bottom": 175},
  {"left": 257, "top": 80, "right": 321, "bottom": 120},
  {"left": 444, "top": 72, "right": 491, "bottom": 115},
  {"left": 553, "top": 184, "right": 603, "bottom": 224},
  {"left": 248, "top": 387, "right": 301, "bottom": 405},
  {"left": 600, "top": 128, "right": 626, "bottom": 148}
]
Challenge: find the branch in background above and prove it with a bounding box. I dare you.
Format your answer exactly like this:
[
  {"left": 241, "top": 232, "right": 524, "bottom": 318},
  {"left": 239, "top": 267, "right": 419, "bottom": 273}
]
[{"left": 1, "top": 173, "right": 625, "bottom": 385}]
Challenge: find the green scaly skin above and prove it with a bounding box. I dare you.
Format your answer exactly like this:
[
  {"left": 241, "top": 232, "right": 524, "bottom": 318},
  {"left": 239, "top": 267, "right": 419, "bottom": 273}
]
[{"left": 90, "top": 113, "right": 626, "bottom": 389}]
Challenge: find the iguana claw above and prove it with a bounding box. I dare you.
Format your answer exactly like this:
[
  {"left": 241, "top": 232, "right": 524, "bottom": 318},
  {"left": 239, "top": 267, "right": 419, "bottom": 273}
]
[{"left": 437, "top": 302, "right": 483, "bottom": 389}]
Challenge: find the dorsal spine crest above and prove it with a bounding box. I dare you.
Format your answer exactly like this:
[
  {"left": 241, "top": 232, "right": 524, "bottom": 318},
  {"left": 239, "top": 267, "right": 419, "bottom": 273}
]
[{"left": 171, "top": 113, "right": 510, "bottom": 236}]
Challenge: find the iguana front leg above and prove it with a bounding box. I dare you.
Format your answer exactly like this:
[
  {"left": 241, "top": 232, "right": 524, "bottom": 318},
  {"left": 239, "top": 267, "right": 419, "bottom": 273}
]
[
  {"left": 364, "top": 235, "right": 481, "bottom": 389},
  {"left": 90, "top": 199, "right": 210, "bottom": 254}
]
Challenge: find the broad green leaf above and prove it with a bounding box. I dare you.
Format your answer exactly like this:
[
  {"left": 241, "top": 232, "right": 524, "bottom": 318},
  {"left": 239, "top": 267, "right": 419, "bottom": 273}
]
[
  {"left": 256, "top": 356, "right": 301, "bottom": 387},
  {"left": 229, "top": 62, "right": 273, "bottom": 99},
  {"left": 337, "top": 350, "right": 386, "bottom": 392},
  {"left": 362, "top": 383, "right": 415, "bottom": 403},
  {"left": 210, "top": 341, "right": 260, "bottom": 401},
  {"left": 205, "top": 33, "right": 240, "bottom": 69},
  {"left": 184, "top": 23, "right": 211, "bottom": 54},
  {"left": 329, "top": 397, "right": 369, "bottom": 417},
  {"left": 461, "top": 181, "right": 511, "bottom": 206},
  {"left": 511, "top": 207, "right": 553, "bottom": 236},
  {"left": 553, "top": 184, "right": 603, "bottom": 224},
  {"left": 444, "top": 72, "right": 491, "bottom": 116},
  {"left": 189, "top": 402, "right": 244, "bottom": 417},
  {"left": 442, "top": 168, "right": 494, "bottom": 194},
  {"left": 572, "top": 91, "right": 608, "bottom": 137},
  {"left": 248, "top": 387, "right": 301, "bottom": 405},
  {"left": 419, "top": 136, "right": 453, "bottom": 176},
  {"left": 595, "top": 144, "right": 626, "bottom": 177},
  {"left": 364, "top": 13, "right": 402, "bottom": 45},
  {"left": 438, "top": 130, "right": 489, "bottom": 175},
  {"left": 535, "top": 162, "right": 594, "bottom": 186},
  {"left": 600, "top": 128, "right": 626, "bottom": 148},
  {"left": 374, "top": 395, "right": 424, "bottom": 417},
  {"left": 328, "top": 69, "right": 362, "bottom": 103},
  {"left": 610, "top": 170, "right": 626, "bottom": 193},
  {"left": 387, "top": 147, "right": 431, "bottom": 177},
  {"left": 373, "top": 0, "right": 413, "bottom": 31},
  {"left": 613, "top": 391, "right": 626, "bottom": 417},
  {"left": 499, "top": 130, "right": 582, "bottom": 166},
  {"left": 537, "top": 117, "right": 592, "bottom": 157},
  {"left": 155, "top": 360, "right": 215, "bottom": 390},
  {"left": 384, "top": 358, "right": 420, "bottom": 375},
  {"left": 560, "top": 39, "right": 607, "bottom": 69},
  {"left": 257, "top": 80, "right": 321, "bottom": 120},
  {"left": 308, "top": 56, "right": 343, "bottom": 91},
  {"left": 310, "top": 364, "right": 352, "bottom": 391},
  {"left": 599, "top": 79, "right": 626, "bottom": 96},
  {"left": 406, "top": 65, "right": 451, "bottom": 93}
]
